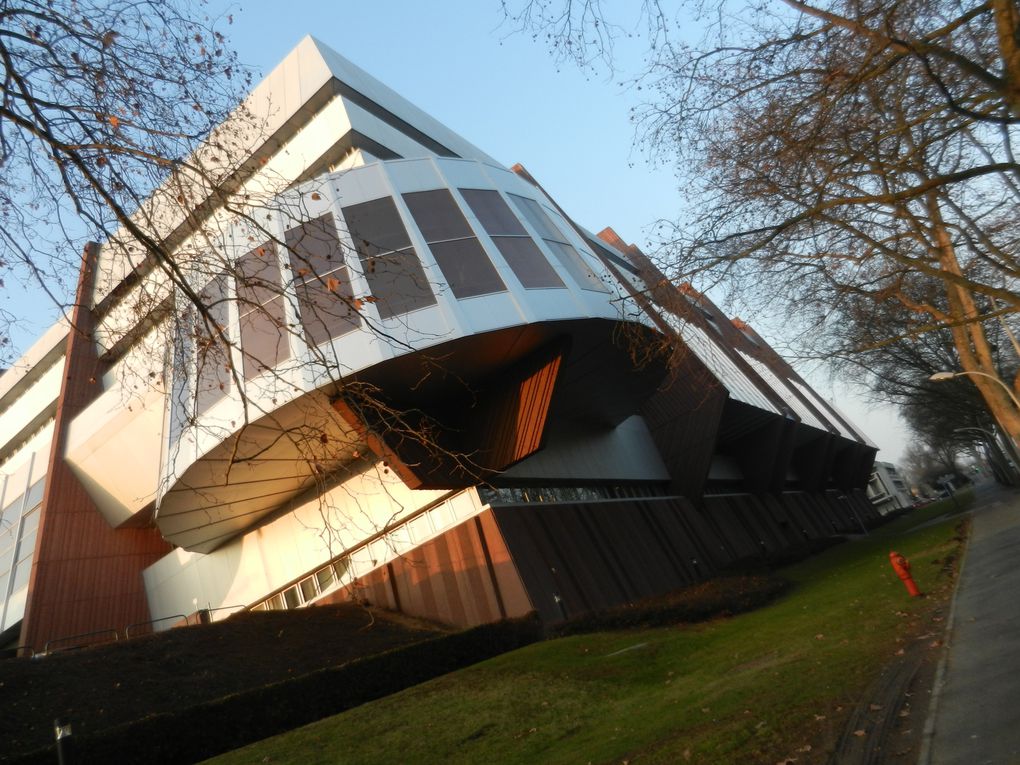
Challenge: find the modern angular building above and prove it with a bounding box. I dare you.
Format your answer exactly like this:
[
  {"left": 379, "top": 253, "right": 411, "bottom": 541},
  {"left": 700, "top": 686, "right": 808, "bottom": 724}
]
[
  {"left": 0, "top": 38, "right": 879, "bottom": 653},
  {"left": 867, "top": 461, "right": 914, "bottom": 514}
]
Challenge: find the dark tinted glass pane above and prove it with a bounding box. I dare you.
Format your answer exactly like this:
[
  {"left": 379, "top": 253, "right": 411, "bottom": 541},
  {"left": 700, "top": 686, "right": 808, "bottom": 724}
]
[
  {"left": 546, "top": 240, "right": 610, "bottom": 293},
  {"left": 428, "top": 238, "right": 506, "bottom": 298},
  {"left": 507, "top": 194, "right": 564, "bottom": 242},
  {"left": 360, "top": 247, "right": 436, "bottom": 319},
  {"left": 342, "top": 197, "right": 412, "bottom": 258},
  {"left": 196, "top": 275, "right": 232, "bottom": 415},
  {"left": 460, "top": 188, "right": 527, "bottom": 236},
  {"left": 237, "top": 242, "right": 282, "bottom": 308},
  {"left": 240, "top": 296, "right": 290, "bottom": 379},
  {"left": 295, "top": 269, "right": 361, "bottom": 346},
  {"left": 285, "top": 214, "right": 346, "bottom": 279},
  {"left": 403, "top": 190, "right": 473, "bottom": 241},
  {"left": 493, "top": 237, "right": 565, "bottom": 289}
]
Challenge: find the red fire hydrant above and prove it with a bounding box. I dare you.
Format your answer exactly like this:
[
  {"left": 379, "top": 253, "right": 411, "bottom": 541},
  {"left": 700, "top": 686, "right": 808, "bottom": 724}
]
[{"left": 889, "top": 550, "right": 923, "bottom": 597}]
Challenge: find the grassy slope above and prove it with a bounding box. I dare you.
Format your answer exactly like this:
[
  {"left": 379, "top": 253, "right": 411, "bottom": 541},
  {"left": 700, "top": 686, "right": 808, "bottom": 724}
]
[{"left": 209, "top": 498, "right": 969, "bottom": 765}]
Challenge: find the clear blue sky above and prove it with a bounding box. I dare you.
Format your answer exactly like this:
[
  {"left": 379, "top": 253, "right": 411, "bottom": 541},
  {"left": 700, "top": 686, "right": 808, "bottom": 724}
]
[{"left": 6, "top": 0, "right": 910, "bottom": 464}]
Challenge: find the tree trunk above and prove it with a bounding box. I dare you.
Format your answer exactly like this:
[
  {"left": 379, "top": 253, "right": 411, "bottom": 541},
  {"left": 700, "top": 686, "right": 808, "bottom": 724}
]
[{"left": 929, "top": 193, "right": 1020, "bottom": 446}]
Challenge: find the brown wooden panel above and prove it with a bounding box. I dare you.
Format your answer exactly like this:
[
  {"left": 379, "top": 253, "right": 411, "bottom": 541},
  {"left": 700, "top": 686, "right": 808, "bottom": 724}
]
[
  {"left": 20, "top": 245, "right": 172, "bottom": 652},
  {"left": 332, "top": 341, "right": 565, "bottom": 490},
  {"left": 333, "top": 509, "right": 530, "bottom": 629}
]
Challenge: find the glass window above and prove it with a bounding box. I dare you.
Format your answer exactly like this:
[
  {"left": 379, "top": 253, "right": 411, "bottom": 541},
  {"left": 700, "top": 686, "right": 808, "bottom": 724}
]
[
  {"left": 299, "top": 576, "right": 318, "bottom": 602},
  {"left": 403, "top": 190, "right": 474, "bottom": 241},
  {"left": 461, "top": 188, "right": 565, "bottom": 290},
  {"left": 403, "top": 190, "right": 506, "bottom": 299},
  {"left": 0, "top": 543, "right": 14, "bottom": 576},
  {"left": 315, "top": 564, "right": 336, "bottom": 591},
  {"left": 342, "top": 197, "right": 436, "bottom": 318},
  {"left": 9, "top": 556, "right": 30, "bottom": 591},
  {"left": 492, "top": 237, "right": 564, "bottom": 289},
  {"left": 283, "top": 586, "right": 301, "bottom": 609},
  {"left": 267, "top": 592, "right": 286, "bottom": 611},
  {"left": 285, "top": 214, "right": 362, "bottom": 347},
  {"left": 1, "top": 494, "right": 23, "bottom": 530},
  {"left": 507, "top": 193, "right": 610, "bottom": 293},
  {"left": 460, "top": 188, "right": 528, "bottom": 236},
  {"left": 24, "top": 479, "right": 44, "bottom": 511},
  {"left": 194, "top": 273, "right": 232, "bottom": 415},
  {"left": 19, "top": 507, "right": 39, "bottom": 536},
  {"left": 237, "top": 243, "right": 291, "bottom": 380}
]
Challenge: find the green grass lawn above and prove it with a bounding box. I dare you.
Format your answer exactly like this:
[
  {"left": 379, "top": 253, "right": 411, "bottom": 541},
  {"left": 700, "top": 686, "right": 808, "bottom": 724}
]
[{"left": 207, "top": 497, "right": 970, "bottom": 765}]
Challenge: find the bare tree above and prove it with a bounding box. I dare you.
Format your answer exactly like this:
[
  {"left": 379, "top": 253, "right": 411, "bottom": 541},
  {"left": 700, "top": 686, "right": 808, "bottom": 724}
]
[
  {"left": 0, "top": 0, "right": 255, "bottom": 357},
  {"left": 504, "top": 0, "right": 1020, "bottom": 443}
]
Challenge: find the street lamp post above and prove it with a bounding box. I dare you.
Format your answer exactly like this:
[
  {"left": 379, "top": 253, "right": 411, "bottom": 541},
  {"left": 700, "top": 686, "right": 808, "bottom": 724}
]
[{"left": 929, "top": 370, "right": 1020, "bottom": 411}]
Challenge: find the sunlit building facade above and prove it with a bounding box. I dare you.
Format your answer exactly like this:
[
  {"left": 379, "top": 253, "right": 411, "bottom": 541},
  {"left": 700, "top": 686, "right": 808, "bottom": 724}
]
[{"left": 0, "top": 38, "right": 879, "bottom": 652}]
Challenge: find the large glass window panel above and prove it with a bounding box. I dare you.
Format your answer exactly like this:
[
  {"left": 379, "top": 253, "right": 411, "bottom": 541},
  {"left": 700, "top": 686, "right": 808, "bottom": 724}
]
[
  {"left": 237, "top": 243, "right": 291, "bottom": 380},
  {"left": 427, "top": 238, "right": 506, "bottom": 298},
  {"left": 507, "top": 194, "right": 609, "bottom": 293},
  {"left": 238, "top": 296, "right": 289, "bottom": 380},
  {"left": 237, "top": 244, "right": 283, "bottom": 306},
  {"left": 403, "top": 190, "right": 506, "bottom": 299},
  {"left": 545, "top": 240, "right": 610, "bottom": 293},
  {"left": 492, "top": 237, "right": 565, "bottom": 289},
  {"left": 343, "top": 197, "right": 413, "bottom": 257},
  {"left": 507, "top": 194, "right": 563, "bottom": 242},
  {"left": 293, "top": 279, "right": 360, "bottom": 347},
  {"left": 360, "top": 249, "right": 437, "bottom": 318},
  {"left": 402, "top": 190, "right": 473, "bottom": 241},
  {"left": 460, "top": 189, "right": 528, "bottom": 236},
  {"left": 401, "top": 189, "right": 505, "bottom": 299},
  {"left": 285, "top": 215, "right": 361, "bottom": 346},
  {"left": 342, "top": 197, "right": 436, "bottom": 319},
  {"left": 195, "top": 274, "right": 232, "bottom": 415},
  {"left": 284, "top": 214, "right": 346, "bottom": 275}
]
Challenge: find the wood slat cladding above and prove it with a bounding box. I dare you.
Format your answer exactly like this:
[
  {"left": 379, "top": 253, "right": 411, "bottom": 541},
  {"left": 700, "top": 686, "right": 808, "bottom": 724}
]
[
  {"left": 491, "top": 497, "right": 712, "bottom": 624},
  {"left": 640, "top": 357, "right": 728, "bottom": 498},
  {"left": 20, "top": 244, "right": 171, "bottom": 652},
  {"left": 332, "top": 341, "right": 566, "bottom": 490},
  {"left": 317, "top": 509, "right": 532, "bottom": 628}
]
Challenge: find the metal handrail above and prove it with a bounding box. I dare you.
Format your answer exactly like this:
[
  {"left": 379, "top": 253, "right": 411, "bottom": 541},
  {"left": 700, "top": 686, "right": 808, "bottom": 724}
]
[
  {"left": 124, "top": 614, "right": 187, "bottom": 638},
  {"left": 43, "top": 628, "right": 119, "bottom": 655}
]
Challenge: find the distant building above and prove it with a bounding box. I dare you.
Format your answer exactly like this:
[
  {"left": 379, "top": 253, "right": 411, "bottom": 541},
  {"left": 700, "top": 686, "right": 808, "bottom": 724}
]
[
  {"left": 868, "top": 461, "right": 913, "bottom": 514},
  {"left": 0, "top": 38, "right": 879, "bottom": 653}
]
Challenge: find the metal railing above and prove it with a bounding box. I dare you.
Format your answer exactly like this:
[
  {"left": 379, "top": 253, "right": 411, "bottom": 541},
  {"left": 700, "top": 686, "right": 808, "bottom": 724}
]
[
  {"left": 43, "top": 628, "right": 119, "bottom": 655},
  {"left": 124, "top": 614, "right": 187, "bottom": 638}
]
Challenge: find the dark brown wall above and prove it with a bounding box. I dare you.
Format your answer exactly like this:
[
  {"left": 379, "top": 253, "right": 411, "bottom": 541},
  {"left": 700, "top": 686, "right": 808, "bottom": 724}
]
[
  {"left": 324, "top": 509, "right": 532, "bottom": 629},
  {"left": 20, "top": 244, "right": 171, "bottom": 652}
]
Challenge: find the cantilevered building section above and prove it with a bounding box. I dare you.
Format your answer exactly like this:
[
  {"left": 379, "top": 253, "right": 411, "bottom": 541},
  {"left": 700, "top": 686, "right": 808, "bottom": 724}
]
[{"left": 0, "top": 37, "right": 879, "bottom": 652}]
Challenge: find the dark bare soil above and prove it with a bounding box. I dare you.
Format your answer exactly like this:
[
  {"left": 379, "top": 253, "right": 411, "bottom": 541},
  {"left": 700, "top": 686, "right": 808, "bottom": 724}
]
[{"left": 0, "top": 604, "right": 443, "bottom": 761}]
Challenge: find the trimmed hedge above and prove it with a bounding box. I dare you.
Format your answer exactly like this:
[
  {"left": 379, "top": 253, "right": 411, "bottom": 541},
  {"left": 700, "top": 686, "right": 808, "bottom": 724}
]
[
  {"left": 550, "top": 575, "right": 789, "bottom": 637},
  {"left": 9, "top": 615, "right": 543, "bottom": 765}
]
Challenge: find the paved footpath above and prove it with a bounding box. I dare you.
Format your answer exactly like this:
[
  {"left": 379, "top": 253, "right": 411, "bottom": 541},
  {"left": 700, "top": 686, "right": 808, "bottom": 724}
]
[{"left": 920, "top": 482, "right": 1020, "bottom": 765}]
